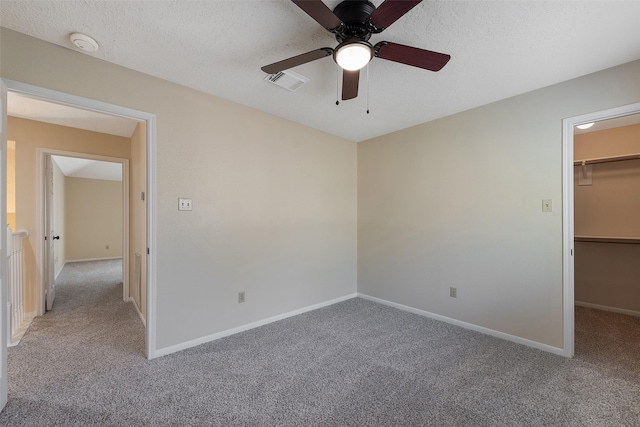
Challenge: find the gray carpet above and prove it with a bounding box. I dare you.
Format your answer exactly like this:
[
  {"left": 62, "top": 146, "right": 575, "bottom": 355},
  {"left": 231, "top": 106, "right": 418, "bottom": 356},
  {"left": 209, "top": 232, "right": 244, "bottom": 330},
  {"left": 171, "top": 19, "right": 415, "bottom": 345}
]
[{"left": 0, "top": 260, "right": 639, "bottom": 426}]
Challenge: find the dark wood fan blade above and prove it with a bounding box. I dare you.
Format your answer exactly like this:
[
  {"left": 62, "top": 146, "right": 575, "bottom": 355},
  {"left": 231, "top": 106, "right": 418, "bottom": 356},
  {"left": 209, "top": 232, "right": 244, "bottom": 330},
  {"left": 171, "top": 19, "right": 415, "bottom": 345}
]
[
  {"left": 292, "top": 0, "right": 343, "bottom": 31},
  {"left": 375, "top": 42, "right": 450, "bottom": 71},
  {"left": 369, "top": 0, "right": 422, "bottom": 31},
  {"left": 261, "top": 48, "right": 333, "bottom": 74},
  {"left": 342, "top": 69, "right": 360, "bottom": 100}
]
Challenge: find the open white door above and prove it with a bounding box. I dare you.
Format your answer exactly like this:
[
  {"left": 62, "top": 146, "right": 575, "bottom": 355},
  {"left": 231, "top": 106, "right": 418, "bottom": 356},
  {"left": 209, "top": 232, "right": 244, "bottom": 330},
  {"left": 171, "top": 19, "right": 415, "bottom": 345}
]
[
  {"left": 44, "top": 155, "right": 56, "bottom": 311},
  {"left": 1, "top": 79, "right": 10, "bottom": 410}
]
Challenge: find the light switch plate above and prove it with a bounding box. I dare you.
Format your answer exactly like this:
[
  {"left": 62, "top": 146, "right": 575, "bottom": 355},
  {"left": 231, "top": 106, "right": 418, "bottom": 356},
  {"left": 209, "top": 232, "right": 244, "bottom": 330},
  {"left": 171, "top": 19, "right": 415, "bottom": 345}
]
[
  {"left": 542, "top": 199, "right": 552, "bottom": 212},
  {"left": 178, "top": 198, "right": 192, "bottom": 211}
]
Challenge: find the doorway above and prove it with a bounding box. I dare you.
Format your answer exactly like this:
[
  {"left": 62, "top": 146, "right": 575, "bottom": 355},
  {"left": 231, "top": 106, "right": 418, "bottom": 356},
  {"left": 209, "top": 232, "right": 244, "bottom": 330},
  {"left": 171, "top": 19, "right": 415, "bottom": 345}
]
[
  {"left": 2, "top": 79, "right": 157, "bottom": 359},
  {"left": 41, "top": 152, "right": 128, "bottom": 313},
  {"left": 562, "top": 102, "right": 640, "bottom": 357}
]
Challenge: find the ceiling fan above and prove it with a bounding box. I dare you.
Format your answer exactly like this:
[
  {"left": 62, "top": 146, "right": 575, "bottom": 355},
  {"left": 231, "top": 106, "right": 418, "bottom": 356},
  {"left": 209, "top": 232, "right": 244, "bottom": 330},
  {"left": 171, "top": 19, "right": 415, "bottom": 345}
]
[{"left": 261, "top": 0, "right": 451, "bottom": 101}]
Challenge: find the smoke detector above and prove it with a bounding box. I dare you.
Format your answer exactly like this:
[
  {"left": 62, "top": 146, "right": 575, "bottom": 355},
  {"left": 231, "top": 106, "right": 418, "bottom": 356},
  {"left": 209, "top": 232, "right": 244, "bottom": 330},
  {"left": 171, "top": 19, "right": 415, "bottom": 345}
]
[{"left": 69, "top": 33, "right": 99, "bottom": 52}]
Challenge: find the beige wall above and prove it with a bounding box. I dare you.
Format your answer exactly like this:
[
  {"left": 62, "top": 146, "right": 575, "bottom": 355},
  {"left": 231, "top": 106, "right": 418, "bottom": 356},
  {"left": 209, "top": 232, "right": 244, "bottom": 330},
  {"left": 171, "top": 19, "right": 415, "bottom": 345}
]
[
  {"left": 8, "top": 115, "right": 130, "bottom": 314},
  {"left": 574, "top": 123, "right": 640, "bottom": 160},
  {"left": 574, "top": 159, "right": 640, "bottom": 236},
  {"left": 574, "top": 124, "right": 640, "bottom": 237},
  {"left": 129, "top": 122, "right": 147, "bottom": 318},
  {"left": 6, "top": 140, "right": 15, "bottom": 231},
  {"left": 358, "top": 59, "right": 640, "bottom": 349},
  {"left": 574, "top": 124, "right": 640, "bottom": 312},
  {"left": 1, "top": 29, "right": 358, "bottom": 351},
  {"left": 574, "top": 242, "right": 640, "bottom": 313},
  {"left": 52, "top": 159, "right": 66, "bottom": 277},
  {"left": 65, "top": 177, "right": 123, "bottom": 261}
]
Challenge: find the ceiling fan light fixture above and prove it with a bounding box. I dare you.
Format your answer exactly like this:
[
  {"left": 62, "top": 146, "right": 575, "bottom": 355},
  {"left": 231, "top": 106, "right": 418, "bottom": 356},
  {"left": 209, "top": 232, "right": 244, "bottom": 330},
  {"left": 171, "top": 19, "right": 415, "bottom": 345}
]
[{"left": 334, "top": 40, "right": 372, "bottom": 71}]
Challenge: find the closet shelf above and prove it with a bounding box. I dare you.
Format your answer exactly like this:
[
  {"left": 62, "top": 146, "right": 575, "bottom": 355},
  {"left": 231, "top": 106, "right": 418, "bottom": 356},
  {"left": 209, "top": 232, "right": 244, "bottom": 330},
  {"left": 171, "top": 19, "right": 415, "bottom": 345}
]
[
  {"left": 575, "top": 235, "right": 640, "bottom": 244},
  {"left": 574, "top": 153, "right": 640, "bottom": 166}
]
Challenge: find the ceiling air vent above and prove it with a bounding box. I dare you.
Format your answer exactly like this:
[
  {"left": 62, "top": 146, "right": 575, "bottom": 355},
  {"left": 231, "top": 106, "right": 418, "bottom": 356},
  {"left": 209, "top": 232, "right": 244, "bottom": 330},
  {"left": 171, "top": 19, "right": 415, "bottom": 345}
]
[{"left": 264, "top": 70, "right": 309, "bottom": 91}]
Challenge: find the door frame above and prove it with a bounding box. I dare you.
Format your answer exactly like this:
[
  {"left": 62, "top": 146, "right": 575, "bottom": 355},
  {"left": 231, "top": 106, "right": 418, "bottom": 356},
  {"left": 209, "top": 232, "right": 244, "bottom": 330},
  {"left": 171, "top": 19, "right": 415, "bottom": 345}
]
[
  {"left": 1, "top": 76, "right": 9, "bottom": 411},
  {"left": 561, "top": 101, "right": 640, "bottom": 358},
  {"left": 37, "top": 150, "right": 130, "bottom": 312},
  {"left": 3, "top": 79, "right": 158, "bottom": 359}
]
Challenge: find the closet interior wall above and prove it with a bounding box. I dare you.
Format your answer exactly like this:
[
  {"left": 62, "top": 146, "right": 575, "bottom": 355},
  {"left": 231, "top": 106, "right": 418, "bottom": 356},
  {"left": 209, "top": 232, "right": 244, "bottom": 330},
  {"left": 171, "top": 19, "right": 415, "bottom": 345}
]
[{"left": 574, "top": 123, "right": 640, "bottom": 315}]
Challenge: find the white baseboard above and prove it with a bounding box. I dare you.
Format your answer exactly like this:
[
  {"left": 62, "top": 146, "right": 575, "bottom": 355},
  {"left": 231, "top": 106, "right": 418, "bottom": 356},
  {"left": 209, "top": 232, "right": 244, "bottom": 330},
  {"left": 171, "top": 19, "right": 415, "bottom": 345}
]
[
  {"left": 67, "top": 257, "right": 123, "bottom": 263},
  {"left": 575, "top": 301, "right": 640, "bottom": 318},
  {"left": 357, "top": 293, "right": 566, "bottom": 357},
  {"left": 55, "top": 261, "right": 66, "bottom": 280},
  {"left": 54, "top": 261, "right": 72, "bottom": 280},
  {"left": 154, "top": 293, "right": 358, "bottom": 358},
  {"left": 9, "top": 311, "right": 37, "bottom": 347},
  {"left": 126, "top": 297, "right": 147, "bottom": 327}
]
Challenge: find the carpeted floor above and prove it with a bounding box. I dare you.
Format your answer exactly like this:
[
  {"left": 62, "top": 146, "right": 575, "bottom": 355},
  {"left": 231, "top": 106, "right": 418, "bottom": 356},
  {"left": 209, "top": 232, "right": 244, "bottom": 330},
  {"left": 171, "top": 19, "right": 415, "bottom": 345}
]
[{"left": 0, "top": 260, "right": 639, "bottom": 426}]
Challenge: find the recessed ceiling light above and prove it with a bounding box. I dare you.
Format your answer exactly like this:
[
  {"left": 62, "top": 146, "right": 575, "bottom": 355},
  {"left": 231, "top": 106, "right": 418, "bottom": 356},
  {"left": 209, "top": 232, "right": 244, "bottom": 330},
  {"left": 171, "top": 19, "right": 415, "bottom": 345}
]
[
  {"left": 69, "top": 33, "right": 99, "bottom": 52},
  {"left": 576, "top": 122, "right": 594, "bottom": 130}
]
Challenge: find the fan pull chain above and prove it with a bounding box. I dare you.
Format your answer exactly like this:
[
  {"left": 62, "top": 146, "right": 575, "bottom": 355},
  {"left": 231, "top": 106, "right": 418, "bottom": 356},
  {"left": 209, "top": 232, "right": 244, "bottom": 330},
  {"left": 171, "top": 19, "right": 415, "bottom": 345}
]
[
  {"left": 336, "top": 67, "right": 340, "bottom": 106},
  {"left": 366, "top": 63, "right": 370, "bottom": 114}
]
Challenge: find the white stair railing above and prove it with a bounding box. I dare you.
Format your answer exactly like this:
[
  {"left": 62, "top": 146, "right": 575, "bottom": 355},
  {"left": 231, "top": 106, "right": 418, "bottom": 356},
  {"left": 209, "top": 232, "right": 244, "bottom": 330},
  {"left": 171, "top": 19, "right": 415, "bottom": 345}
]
[{"left": 7, "top": 227, "right": 29, "bottom": 345}]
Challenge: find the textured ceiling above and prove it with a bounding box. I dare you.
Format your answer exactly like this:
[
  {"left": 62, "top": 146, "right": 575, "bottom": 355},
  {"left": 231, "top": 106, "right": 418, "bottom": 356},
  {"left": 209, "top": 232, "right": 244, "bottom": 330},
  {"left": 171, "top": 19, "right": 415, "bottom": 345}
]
[{"left": 1, "top": 1, "right": 640, "bottom": 142}]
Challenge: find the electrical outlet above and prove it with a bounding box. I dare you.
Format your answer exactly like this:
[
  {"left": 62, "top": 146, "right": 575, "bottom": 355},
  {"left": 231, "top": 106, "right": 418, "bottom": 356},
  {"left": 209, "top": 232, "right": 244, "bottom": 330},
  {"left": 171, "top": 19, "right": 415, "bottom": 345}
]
[
  {"left": 238, "top": 291, "right": 245, "bottom": 303},
  {"left": 450, "top": 287, "right": 457, "bottom": 298}
]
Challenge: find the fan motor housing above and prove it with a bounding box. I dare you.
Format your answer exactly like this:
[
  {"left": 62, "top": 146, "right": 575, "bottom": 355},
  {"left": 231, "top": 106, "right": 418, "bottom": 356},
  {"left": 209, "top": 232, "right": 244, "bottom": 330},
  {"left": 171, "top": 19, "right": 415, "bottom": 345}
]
[{"left": 333, "top": 0, "right": 376, "bottom": 42}]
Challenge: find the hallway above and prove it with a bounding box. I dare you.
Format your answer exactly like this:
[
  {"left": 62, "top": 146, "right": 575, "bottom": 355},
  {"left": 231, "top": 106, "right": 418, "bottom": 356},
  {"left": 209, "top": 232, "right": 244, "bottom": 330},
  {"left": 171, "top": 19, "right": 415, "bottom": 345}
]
[{"left": 1, "top": 259, "right": 145, "bottom": 425}]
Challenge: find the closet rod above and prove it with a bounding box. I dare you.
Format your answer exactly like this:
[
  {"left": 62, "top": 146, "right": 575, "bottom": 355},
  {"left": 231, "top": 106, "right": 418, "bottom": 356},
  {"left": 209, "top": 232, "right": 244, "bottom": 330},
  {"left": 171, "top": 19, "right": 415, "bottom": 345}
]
[
  {"left": 574, "top": 153, "right": 640, "bottom": 166},
  {"left": 575, "top": 235, "right": 640, "bottom": 245}
]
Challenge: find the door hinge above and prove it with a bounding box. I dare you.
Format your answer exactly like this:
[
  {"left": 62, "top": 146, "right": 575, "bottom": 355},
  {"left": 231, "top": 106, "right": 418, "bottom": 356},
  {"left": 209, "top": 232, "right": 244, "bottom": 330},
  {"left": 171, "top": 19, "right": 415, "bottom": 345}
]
[{"left": 147, "top": 248, "right": 150, "bottom": 255}]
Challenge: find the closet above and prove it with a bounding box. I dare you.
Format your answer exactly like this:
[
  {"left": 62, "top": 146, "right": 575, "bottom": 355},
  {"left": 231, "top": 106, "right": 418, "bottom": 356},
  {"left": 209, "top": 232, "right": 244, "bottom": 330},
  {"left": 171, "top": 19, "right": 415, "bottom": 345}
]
[{"left": 574, "top": 119, "right": 640, "bottom": 316}]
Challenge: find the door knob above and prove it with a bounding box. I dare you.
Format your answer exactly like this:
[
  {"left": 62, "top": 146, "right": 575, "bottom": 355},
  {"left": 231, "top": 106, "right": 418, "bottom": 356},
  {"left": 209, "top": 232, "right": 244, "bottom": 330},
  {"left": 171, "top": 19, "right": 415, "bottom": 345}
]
[{"left": 53, "top": 235, "right": 60, "bottom": 240}]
